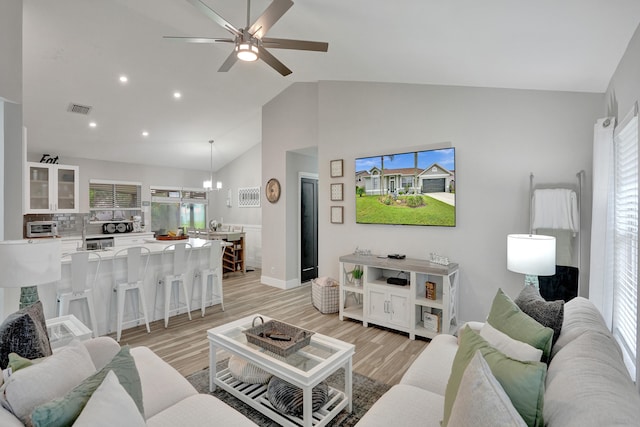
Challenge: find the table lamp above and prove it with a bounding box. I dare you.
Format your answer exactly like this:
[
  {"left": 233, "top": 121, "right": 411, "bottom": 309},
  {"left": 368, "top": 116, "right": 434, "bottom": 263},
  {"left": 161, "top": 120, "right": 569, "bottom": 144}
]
[
  {"left": 0, "top": 239, "right": 61, "bottom": 309},
  {"left": 507, "top": 234, "right": 556, "bottom": 287}
]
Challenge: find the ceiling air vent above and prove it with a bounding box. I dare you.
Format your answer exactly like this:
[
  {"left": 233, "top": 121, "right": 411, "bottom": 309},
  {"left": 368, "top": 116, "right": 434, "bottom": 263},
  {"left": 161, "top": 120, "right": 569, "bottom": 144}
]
[{"left": 67, "top": 103, "right": 92, "bottom": 115}]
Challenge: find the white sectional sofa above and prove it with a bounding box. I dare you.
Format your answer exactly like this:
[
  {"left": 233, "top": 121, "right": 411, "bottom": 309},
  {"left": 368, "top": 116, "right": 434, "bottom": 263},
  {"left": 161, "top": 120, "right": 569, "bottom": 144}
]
[
  {"left": 356, "top": 296, "right": 640, "bottom": 427},
  {"left": 0, "top": 337, "right": 257, "bottom": 426}
]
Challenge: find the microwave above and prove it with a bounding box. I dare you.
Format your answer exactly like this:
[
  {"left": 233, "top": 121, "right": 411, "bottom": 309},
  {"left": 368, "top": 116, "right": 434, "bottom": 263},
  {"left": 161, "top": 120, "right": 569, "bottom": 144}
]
[{"left": 26, "top": 221, "right": 59, "bottom": 238}]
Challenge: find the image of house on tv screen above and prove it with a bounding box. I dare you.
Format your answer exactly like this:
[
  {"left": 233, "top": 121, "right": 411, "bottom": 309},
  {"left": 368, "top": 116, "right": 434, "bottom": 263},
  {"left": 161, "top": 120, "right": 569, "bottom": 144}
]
[{"left": 355, "top": 147, "right": 455, "bottom": 227}]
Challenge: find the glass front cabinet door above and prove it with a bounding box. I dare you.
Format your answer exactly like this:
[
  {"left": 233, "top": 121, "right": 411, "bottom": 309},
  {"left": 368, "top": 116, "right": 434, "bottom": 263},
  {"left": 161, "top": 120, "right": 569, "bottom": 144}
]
[{"left": 25, "top": 162, "right": 79, "bottom": 213}]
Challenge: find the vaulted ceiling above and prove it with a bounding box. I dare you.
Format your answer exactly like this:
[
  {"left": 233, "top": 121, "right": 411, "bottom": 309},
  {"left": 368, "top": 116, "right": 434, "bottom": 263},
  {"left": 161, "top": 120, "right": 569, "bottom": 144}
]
[{"left": 22, "top": 0, "right": 640, "bottom": 171}]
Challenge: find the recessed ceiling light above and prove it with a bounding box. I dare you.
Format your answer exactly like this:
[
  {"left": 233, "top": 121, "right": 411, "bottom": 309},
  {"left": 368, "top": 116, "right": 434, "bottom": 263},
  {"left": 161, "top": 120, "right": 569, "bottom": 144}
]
[
  {"left": 89, "top": 122, "right": 97, "bottom": 128},
  {"left": 173, "top": 91, "right": 182, "bottom": 99},
  {"left": 119, "top": 75, "right": 128, "bottom": 83},
  {"left": 142, "top": 131, "right": 149, "bottom": 137}
]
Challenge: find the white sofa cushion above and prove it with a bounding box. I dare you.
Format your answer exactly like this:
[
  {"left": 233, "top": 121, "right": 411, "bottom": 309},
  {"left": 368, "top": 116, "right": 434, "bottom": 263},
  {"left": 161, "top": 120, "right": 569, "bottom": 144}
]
[
  {"left": 73, "top": 370, "right": 146, "bottom": 427},
  {"left": 448, "top": 351, "right": 526, "bottom": 427},
  {"left": 0, "top": 339, "right": 96, "bottom": 423},
  {"left": 400, "top": 334, "right": 457, "bottom": 395},
  {"left": 551, "top": 296, "right": 615, "bottom": 358},
  {"left": 545, "top": 330, "right": 640, "bottom": 427},
  {"left": 354, "top": 384, "right": 444, "bottom": 427},
  {"left": 480, "top": 322, "right": 542, "bottom": 362},
  {"left": 130, "top": 346, "right": 197, "bottom": 419},
  {"left": 146, "top": 394, "right": 258, "bottom": 427}
]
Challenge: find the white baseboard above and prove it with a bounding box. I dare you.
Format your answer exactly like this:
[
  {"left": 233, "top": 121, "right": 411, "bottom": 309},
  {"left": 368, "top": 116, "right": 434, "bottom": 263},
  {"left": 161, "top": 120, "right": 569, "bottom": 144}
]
[{"left": 261, "top": 275, "right": 302, "bottom": 290}]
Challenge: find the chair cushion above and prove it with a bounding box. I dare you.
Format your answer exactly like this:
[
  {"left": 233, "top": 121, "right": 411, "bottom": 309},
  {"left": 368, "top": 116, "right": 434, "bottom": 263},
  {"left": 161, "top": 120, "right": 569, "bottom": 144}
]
[{"left": 0, "top": 301, "right": 52, "bottom": 369}]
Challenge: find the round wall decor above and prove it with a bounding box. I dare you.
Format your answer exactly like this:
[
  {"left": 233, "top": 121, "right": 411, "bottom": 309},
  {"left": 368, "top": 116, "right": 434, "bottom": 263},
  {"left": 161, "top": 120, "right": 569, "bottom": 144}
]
[{"left": 266, "top": 178, "right": 281, "bottom": 203}]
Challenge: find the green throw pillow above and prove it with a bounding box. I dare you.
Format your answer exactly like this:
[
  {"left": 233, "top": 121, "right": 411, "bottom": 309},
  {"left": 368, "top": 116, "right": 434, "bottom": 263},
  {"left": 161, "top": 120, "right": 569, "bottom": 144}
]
[
  {"left": 487, "top": 288, "right": 553, "bottom": 361},
  {"left": 443, "top": 326, "right": 547, "bottom": 427},
  {"left": 7, "top": 353, "right": 36, "bottom": 372},
  {"left": 30, "top": 346, "right": 143, "bottom": 427}
]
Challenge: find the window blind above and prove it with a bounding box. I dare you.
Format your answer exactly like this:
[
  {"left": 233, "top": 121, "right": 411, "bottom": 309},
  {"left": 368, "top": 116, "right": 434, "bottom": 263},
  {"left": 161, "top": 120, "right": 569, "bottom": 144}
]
[
  {"left": 90, "top": 182, "right": 141, "bottom": 209},
  {"left": 613, "top": 112, "right": 639, "bottom": 383}
]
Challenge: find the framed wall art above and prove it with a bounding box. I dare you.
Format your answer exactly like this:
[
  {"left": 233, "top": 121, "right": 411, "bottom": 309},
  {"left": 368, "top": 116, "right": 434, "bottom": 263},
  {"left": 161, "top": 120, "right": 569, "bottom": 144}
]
[
  {"left": 331, "top": 206, "right": 344, "bottom": 224},
  {"left": 330, "top": 183, "right": 344, "bottom": 201},
  {"left": 330, "top": 159, "right": 343, "bottom": 178}
]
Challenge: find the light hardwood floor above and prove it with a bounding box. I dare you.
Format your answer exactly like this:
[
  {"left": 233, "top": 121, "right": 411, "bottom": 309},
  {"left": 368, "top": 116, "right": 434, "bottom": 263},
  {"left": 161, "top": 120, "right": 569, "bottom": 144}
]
[{"left": 109, "top": 269, "right": 429, "bottom": 385}]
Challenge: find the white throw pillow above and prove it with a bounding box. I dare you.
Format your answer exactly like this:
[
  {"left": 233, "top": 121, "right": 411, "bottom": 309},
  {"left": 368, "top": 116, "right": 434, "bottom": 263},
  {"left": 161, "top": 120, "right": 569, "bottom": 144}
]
[
  {"left": 448, "top": 351, "right": 527, "bottom": 427},
  {"left": 0, "top": 339, "right": 96, "bottom": 423},
  {"left": 73, "top": 370, "right": 146, "bottom": 427},
  {"left": 479, "top": 322, "right": 543, "bottom": 362}
]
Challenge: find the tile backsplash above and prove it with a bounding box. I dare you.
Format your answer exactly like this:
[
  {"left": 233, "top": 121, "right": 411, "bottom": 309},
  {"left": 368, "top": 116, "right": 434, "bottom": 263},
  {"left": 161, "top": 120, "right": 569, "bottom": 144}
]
[{"left": 23, "top": 213, "right": 102, "bottom": 238}]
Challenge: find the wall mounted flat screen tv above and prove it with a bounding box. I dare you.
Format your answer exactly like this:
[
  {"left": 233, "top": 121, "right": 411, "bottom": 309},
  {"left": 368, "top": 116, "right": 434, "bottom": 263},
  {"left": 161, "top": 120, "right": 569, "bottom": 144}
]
[{"left": 355, "top": 147, "right": 455, "bottom": 226}]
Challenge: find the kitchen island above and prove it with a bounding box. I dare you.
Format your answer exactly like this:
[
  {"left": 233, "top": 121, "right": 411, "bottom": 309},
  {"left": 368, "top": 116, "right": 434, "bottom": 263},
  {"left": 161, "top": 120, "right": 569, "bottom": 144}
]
[{"left": 38, "top": 237, "right": 228, "bottom": 337}]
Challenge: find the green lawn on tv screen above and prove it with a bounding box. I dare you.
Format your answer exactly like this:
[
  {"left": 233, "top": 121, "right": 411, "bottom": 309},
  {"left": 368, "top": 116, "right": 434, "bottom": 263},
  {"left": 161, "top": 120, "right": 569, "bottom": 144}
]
[{"left": 356, "top": 195, "right": 455, "bottom": 226}]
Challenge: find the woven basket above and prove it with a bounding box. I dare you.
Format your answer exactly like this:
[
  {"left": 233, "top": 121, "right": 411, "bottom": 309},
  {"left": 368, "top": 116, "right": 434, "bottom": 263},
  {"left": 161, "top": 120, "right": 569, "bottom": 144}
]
[
  {"left": 243, "top": 317, "right": 314, "bottom": 357},
  {"left": 311, "top": 278, "right": 339, "bottom": 314}
]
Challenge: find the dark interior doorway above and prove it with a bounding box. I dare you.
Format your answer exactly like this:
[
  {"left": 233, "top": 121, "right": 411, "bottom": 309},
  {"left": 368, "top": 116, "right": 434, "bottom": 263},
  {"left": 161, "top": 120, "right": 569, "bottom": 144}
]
[{"left": 301, "top": 177, "right": 318, "bottom": 282}]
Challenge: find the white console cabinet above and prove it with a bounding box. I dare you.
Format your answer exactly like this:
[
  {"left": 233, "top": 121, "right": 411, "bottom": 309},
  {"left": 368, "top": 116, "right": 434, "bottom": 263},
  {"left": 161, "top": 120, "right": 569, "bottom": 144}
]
[{"left": 339, "top": 254, "right": 459, "bottom": 340}]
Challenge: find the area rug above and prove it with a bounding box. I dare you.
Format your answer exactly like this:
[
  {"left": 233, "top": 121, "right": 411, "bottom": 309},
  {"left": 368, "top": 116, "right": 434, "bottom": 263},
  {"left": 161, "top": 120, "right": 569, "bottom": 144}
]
[{"left": 186, "top": 359, "right": 390, "bottom": 426}]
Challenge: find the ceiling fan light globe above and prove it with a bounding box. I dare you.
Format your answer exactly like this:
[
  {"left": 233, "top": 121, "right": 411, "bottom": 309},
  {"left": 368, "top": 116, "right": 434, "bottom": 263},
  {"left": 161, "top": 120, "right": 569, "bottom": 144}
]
[{"left": 236, "top": 43, "right": 259, "bottom": 61}]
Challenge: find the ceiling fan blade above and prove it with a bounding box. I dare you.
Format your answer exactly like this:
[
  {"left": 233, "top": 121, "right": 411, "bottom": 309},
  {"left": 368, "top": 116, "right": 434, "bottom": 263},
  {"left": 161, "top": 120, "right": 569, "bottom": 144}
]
[
  {"left": 163, "top": 36, "right": 235, "bottom": 44},
  {"left": 218, "top": 50, "right": 238, "bottom": 72},
  {"left": 185, "top": 0, "right": 242, "bottom": 37},
  {"left": 261, "top": 37, "right": 328, "bottom": 52},
  {"left": 258, "top": 46, "right": 292, "bottom": 76},
  {"left": 248, "top": 0, "right": 293, "bottom": 39}
]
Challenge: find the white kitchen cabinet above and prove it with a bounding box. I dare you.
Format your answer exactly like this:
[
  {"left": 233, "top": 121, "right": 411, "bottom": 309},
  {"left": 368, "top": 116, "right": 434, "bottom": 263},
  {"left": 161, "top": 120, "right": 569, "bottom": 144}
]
[
  {"left": 113, "top": 233, "right": 155, "bottom": 246},
  {"left": 25, "top": 162, "right": 79, "bottom": 213},
  {"left": 339, "top": 254, "right": 459, "bottom": 340}
]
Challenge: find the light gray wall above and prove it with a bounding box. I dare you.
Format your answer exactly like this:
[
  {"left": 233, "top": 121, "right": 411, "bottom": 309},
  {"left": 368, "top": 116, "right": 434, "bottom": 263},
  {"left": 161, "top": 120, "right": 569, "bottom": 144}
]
[
  {"left": 209, "top": 142, "right": 262, "bottom": 226},
  {"left": 262, "top": 83, "right": 318, "bottom": 288},
  {"left": 605, "top": 23, "right": 640, "bottom": 120},
  {"left": 0, "top": 0, "right": 22, "bottom": 104},
  {"left": 263, "top": 81, "right": 602, "bottom": 322},
  {"left": 286, "top": 151, "right": 318, "bottom": 281},
  {"left": 0, "top": 0, "right": 23, "bottom": 318}
]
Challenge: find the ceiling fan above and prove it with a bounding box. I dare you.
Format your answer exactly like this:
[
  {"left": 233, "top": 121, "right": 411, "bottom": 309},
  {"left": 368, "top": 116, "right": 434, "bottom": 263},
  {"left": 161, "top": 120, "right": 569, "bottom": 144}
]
[{"left": 165, "top": 0, "right": 329, "bottom": 76}]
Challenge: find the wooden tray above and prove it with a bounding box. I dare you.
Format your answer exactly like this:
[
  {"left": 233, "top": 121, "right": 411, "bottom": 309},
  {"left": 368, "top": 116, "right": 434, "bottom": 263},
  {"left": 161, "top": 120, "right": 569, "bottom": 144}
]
[
  {"left": 243, "top": 317, "right": 314, "bottom": 357},
  {"left": 156, "top": 235, "right": 189, "bottom": 241}
]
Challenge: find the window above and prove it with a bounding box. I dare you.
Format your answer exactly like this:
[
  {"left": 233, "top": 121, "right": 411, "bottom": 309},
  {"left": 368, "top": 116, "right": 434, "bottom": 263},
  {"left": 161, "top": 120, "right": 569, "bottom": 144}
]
[
  {"left": 151, "top": 187, "right": 207, "bottom": 233},
  {"left": 613, "top": 111, "right": 639, "bottom": 383},
  {"left": 89, "top": 180, "right": 141, "bottom": 221}
]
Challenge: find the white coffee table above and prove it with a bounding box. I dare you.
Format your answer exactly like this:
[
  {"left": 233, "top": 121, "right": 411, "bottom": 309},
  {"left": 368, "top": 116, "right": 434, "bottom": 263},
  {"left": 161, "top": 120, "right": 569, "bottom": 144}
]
[
  {"left": 208, "top": 314, "right": 355, "bottom": 427},
  {"left": 46, "top": 314, "right": 92, "bottom": 349}
]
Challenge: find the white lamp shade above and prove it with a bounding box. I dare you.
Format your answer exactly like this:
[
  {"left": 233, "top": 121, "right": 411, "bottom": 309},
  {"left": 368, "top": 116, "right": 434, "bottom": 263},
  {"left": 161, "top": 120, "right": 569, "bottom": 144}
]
[
  {"left": 507, "top": 234, "right": 556, "bottom": 276},
  {"left": 0, "top": 239, "right": 61, "bottom": 287}
]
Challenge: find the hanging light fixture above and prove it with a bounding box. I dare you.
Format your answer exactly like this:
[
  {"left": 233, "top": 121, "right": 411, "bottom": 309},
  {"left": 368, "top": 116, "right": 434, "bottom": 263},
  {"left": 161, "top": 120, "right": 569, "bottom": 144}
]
[
  {"left": 236, "top": 41, "right": 259, "bottom": 62},
  {"left": 203, "top": 140, "right": 214, "bottom": 190}
]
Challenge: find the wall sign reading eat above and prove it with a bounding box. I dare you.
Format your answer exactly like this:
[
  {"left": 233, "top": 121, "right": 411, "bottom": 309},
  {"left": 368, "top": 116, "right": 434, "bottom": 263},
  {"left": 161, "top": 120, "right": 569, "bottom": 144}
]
[{"left": 39, "top": 154, "right": 59, "bottom": 164}]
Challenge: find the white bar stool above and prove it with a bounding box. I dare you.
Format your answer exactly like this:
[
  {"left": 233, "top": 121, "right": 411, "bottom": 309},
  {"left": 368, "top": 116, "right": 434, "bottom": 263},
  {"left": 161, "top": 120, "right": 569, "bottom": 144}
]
[
  {"left": 194, "top": 240, "right": 226, "bottom": 316},
  {"left": 112, "top": 246, "right": 151, "bottom": 342},
  {"left": 155, "top": 242, "right": 192, "bottom": 328},
  {"left": 57, "top": 251, "right": 101, "bottom": 338}
]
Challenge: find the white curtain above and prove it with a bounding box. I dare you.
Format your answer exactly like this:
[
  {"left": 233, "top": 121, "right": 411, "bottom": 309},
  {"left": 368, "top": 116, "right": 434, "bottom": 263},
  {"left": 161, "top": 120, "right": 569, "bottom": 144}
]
[{"left": 589, "top": 117, "right": 615, "bottom": 329}]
